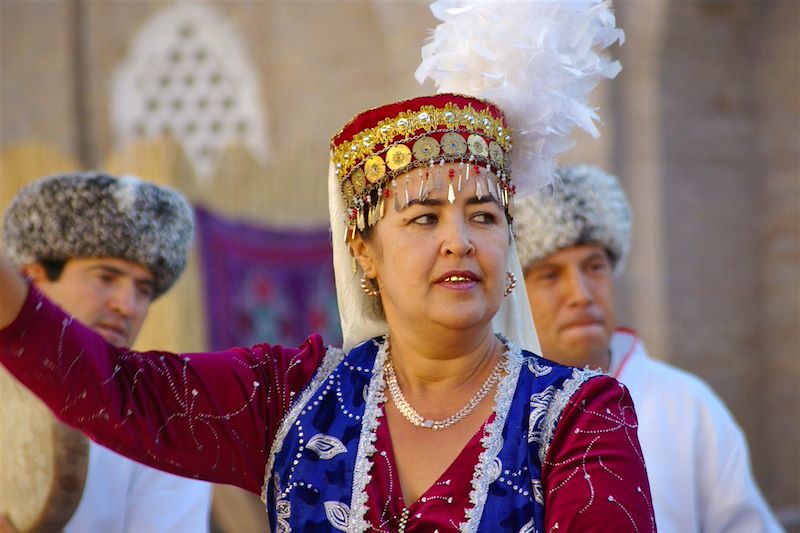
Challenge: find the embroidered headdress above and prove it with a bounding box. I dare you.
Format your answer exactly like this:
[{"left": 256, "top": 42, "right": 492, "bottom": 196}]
[
  {"left": 332, "top": 94, "right": 515, "bottom": 240},
  {"left": 515, "top": 164, "right": 633, "bottom": 274},
  {"left": 330, "top": 0, "right": 623, "bottom": 351},
  {"left": 2, "top": 172, "right": 194, "bottom": 298}
]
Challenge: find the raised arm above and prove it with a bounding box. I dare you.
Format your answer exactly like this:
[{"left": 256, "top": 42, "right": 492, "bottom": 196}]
[{"left": 0, "top": 281, "right": 326, "bottom": 495}]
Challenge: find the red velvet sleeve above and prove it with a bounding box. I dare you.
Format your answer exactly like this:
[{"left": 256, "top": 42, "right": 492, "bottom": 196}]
[
  {"left": 542, "top": 375, "right": 656, "bottom": 532},
  {"left": 0, "top": 286, "right": 327, "bottom": 495}
]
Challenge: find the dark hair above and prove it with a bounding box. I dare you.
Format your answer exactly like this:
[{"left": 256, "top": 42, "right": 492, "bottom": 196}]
[
  {"left": 39, "top": 259, "right": 67, "bottom": 281},
  {"left": 358, "top": 225, "right": 375, "bottom": 241}
]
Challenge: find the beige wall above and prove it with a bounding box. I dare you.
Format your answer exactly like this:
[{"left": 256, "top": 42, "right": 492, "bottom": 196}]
[{"left": 1, "top": 0, "right": 798, "bottom": 529}]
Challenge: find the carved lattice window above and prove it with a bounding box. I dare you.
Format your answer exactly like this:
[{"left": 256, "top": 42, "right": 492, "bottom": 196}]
[{"left": 111, "top": 3, "right": 267, "bottom": 179}]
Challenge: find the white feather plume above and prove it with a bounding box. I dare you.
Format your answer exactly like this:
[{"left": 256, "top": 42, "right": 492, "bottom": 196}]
[{"left": 415, "top": 0, "right": 624, "bottom": 195}]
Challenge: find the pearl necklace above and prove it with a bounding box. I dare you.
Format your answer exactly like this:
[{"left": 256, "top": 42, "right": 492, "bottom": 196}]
[{"left": 384, "top": 350, "right": 506, "bottom": 430}]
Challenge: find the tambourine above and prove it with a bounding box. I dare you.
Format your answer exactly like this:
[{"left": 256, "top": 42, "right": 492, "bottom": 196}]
[{"left": 0, "top": 368, "right": 88, "bottom": 532}]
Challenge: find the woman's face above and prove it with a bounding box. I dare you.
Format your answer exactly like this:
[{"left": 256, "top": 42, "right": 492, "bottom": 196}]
[{"left": 353, "top": 163, "right": 510, "bottom": 335}]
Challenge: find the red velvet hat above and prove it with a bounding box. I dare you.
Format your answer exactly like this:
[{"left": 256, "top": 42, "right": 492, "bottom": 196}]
[{"left": 330, "top": 93, "right": 515, "bottom": 238}]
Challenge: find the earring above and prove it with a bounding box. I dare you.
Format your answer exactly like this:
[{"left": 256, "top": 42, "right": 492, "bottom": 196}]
[
  {"left": 360, "top": 275, "right": 380, "bottom": 297},
  {"left": 504, "top": 271, "right": 517, "bottom": 297}
]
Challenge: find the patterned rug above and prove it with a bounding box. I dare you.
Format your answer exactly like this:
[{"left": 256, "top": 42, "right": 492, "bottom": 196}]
[{"left": 196, "top": 207, "right": 342, "bottom": 350}]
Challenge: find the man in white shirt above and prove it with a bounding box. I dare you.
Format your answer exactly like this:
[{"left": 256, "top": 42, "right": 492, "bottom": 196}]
[
  {"left": 514, "top": 165, "right": 782, "bottom": 532},
  {"left": 1, "top": 172, "right": 211, "bottom": 533}
]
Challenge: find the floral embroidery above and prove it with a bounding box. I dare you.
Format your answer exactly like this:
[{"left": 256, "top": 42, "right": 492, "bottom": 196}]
[
  {"left": 538, "top": 367, "right": 602, "bottom": 465},
  {"left": 486, "top": 457, "right": 503, "bottom": 484},
  {"left": 307, "top": 434, "right": 348, "bottom": 460},
  {"left": 274, "top": 478, "right": 292, "bottom": 532},
  {"left": 527, "top": 359, "right": 553, "bottom": 377},
  {"left": 262, "top": 345, "right": 346, "bottom": 502},
  {"left": 532, "top": 479, "right": 544, "bottom": 505},
  {"left": 325, "top": 501, "right": 351, "bottom": 531},
  {"left": 528, "top": 385, "right": 557, "bottom": 444},
  {"left": 263, "top": 338, "right": 652, "bottom": 531}
]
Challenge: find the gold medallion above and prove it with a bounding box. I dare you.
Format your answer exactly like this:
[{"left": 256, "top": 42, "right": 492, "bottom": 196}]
[
  {"left": 488, "top": 141, "right": 504, "bottom": 165},
  {"left": 412, "top": 136, "right": 441, "bottom": 161},
  {"left": 351, "top": 168, "right": 367, "bottom": 193},
  {"left": 386, "top": 145, "right": 412, "bottom": 171},
  {"left": 364, "top": 156, "right": 386, "bottom": 183},
  {"left": 467, "top": 134, "right": 489, "bottom": 157},
  {"left": 440, "top": 132, "right": 467, "bottom": 156},
  {"left": 343, "top": 179, "right": 355, "bottom": 205}
]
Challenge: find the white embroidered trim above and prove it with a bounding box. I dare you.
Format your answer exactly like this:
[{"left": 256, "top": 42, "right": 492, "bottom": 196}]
[
  {"left": 460, "top": 337, "right": 524, "bottom": 533},
  {"left": 261, "top": 345, "right": 346, "bottom": 503},
  {"left": 348, "top": 338, "right": 389, "bottom": 532},
  {"left": 538, "top": 367, "right": 603, "bottom": 465}
]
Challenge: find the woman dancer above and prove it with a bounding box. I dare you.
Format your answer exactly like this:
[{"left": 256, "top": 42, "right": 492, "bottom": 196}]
[{"left": 0, "top": 2, "right": 652, "bottom": 531}]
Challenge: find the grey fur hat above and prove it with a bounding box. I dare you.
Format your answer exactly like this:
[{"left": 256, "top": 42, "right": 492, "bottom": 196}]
[
  {"left": 2, "top": 172, "right": 194, "bottom": 298},
  {"left": 514, "top": 165, "right": 632, "bottom": 273}
]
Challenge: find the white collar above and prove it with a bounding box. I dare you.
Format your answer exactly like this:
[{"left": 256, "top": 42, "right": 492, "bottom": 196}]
[{"left": 609, "top": 328, "right": 639, "bottom": 378}]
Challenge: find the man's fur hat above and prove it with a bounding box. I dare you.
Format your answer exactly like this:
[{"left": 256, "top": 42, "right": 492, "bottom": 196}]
[
  {"left": 3, "top": 172, "right": 194, "bottom": 298},
  {"left": 514, "top": 165, "right": 632, "bottom": 273}
]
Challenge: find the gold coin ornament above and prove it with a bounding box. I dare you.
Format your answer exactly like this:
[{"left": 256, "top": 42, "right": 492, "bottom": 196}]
[
  {"left": 364, "top": 156, "right": 386, "bottom": 183},
  {"left": 412, "top": 136, "right": 441, "bottom": 162},
  {"left": 332, "top": 97, "right": 515, "bottom": 235},
  {"left": 351, "top": 168, "right": 367, "bottom": 193},
  {"left": 488, "top": 141, "right": 504, "bottom": 165},
  {"left": 467, "top": 134, "right": 489, "bottom": 157},
  {"left": 440, "top": 132, "right": 467, "bottom": 156},
  {"left": 386, "top": 145, "right": 412, "bottom": 171},
  {"left": 343, "top": 179, "right": 355, "bottom": 204}
]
